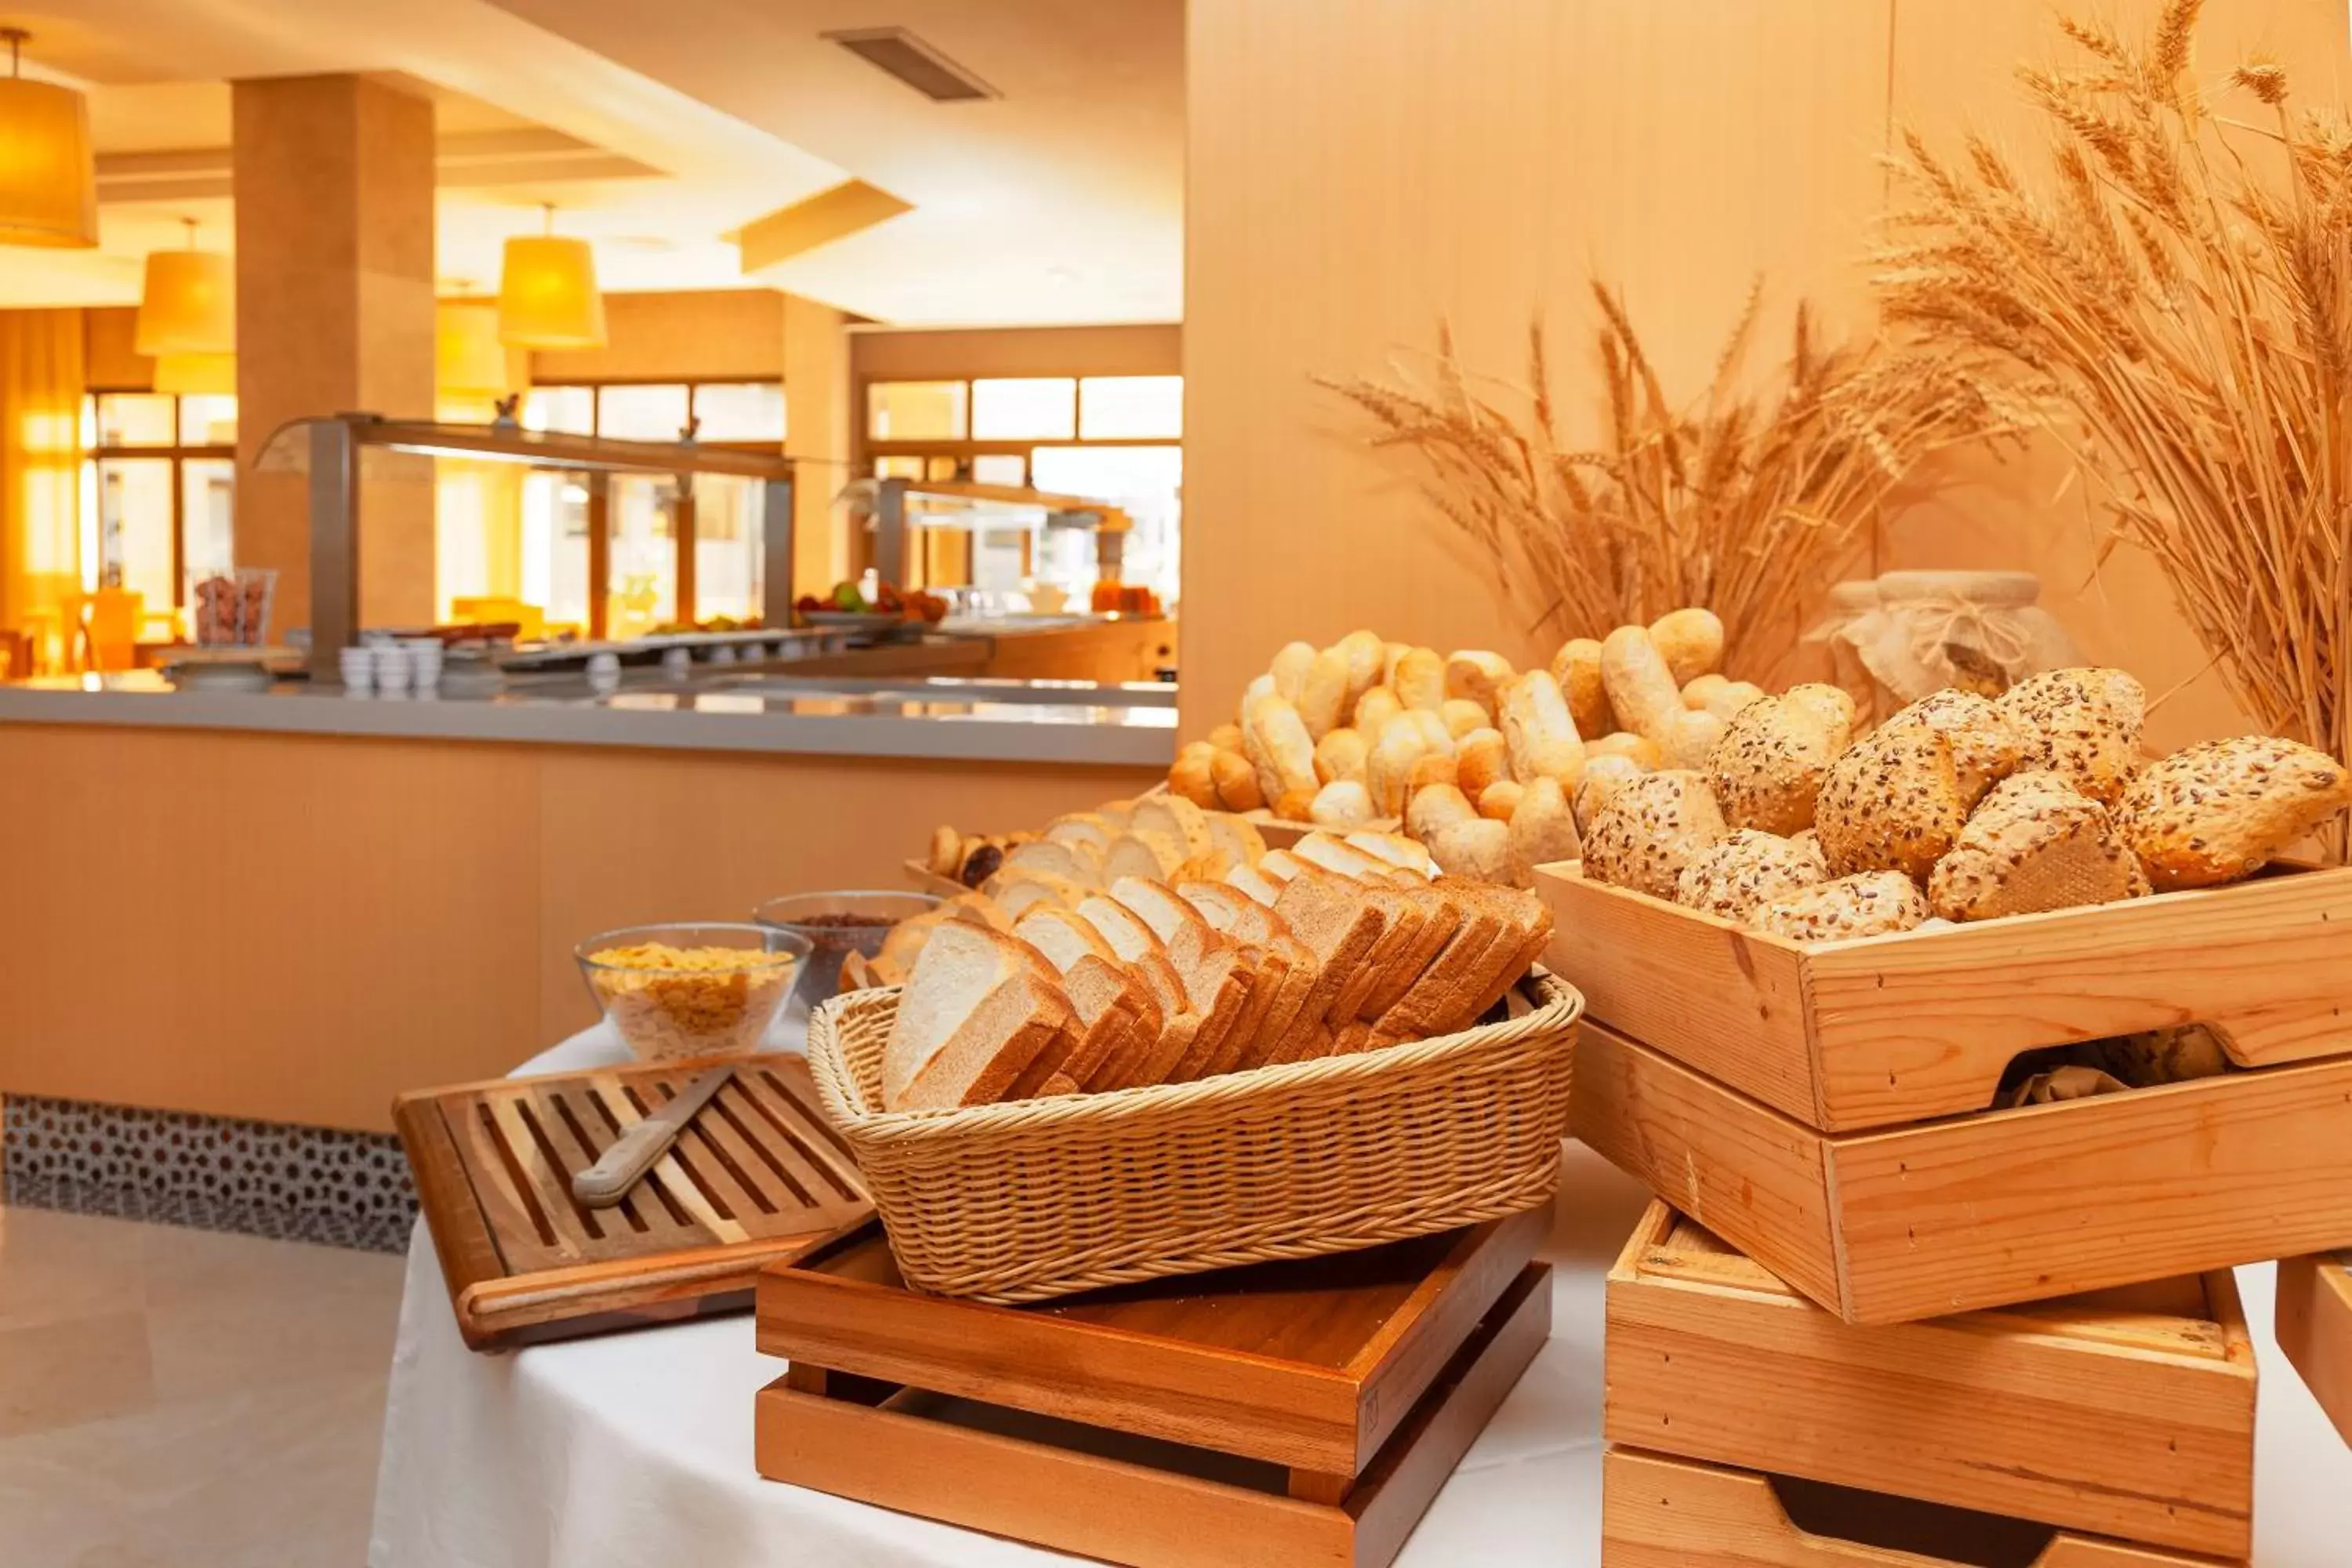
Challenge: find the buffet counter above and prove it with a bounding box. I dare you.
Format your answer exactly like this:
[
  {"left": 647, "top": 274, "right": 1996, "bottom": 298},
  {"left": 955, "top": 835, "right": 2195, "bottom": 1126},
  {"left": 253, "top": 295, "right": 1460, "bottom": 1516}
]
[{"left": 0, "top": 670, "right": 1171, "bottom": 1133}]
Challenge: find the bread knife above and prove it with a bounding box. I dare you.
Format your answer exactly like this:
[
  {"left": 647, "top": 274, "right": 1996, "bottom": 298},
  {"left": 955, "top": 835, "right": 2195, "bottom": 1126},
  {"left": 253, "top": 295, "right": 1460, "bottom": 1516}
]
[{"left": 572, "top": 1064, "right": 734, "bottom": 1208}]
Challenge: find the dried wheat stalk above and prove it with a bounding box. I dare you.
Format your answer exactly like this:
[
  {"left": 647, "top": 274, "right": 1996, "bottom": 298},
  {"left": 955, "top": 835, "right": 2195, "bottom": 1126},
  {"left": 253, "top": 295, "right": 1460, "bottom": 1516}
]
[
  {"left": 1321, "top": 282, "right": 2006, "bottom": 674},
  {"left": 1878, "top": 0, "right": 2352, "bottom": 769}
]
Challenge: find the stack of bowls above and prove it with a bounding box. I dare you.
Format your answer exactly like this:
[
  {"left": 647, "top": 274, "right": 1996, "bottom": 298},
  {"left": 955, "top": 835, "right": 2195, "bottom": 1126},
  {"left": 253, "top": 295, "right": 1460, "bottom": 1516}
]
[
  {"left": 371, "top": 642, "right": 412, "bottom": 695},
  {"left": 401, "top": 637, "right": 445, "bottom": 694},
  {"left": 338, "top": 645, "right": 374, "bottom": 695}
]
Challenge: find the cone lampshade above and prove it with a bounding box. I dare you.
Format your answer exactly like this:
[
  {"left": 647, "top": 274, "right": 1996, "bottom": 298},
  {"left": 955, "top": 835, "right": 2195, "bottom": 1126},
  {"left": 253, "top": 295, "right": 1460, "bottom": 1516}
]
[
  {"left": 497, "top": 234, "right": 606, "bottom": 350},
  {"left": 0, "top": 71, "right": 96, "bottom": 249},
  {"left": 437, "top": 300, "right": 521, "bottom": 397},
  {"left": 153, "top": 353, "right": 237, "bottom": 396},
  {"left": 136, "top": 249, "right": 236, "bottom": 357}
]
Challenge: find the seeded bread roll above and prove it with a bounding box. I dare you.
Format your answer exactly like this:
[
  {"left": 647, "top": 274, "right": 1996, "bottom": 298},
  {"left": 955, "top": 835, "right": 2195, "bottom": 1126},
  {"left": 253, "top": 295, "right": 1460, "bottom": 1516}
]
[
  {"left": 2118, "top": 735, "right": 2352, "bottom": 889},
  {"left": 1927, "top": 771, "right": 2144, "bottom": 921},
  {"left": 1878, "top": 689, "right": 2027, "bottom": 811},
  {"left": 1581, "top": 768, "right": 1730, "bottom": 901},
  {"left": 1751, "top": 870, "right": 1929, "bottom": 942},
  {"left": 1675, "top": 828, "right": 1830, "bottom": 923},
  {"left": 1707, "top": 683, "right": 1857, "bottom": 836},
  {"left": 1573, "top": 754, "right": 1648, "bottom": 833},
  {"left": 1814, "top": 720, "right": 1967, "bottom": 880},
  {"left": 1994, "top": 666, "right": 2147, "bottom": 805},
  {"left": 1647, "top": 608, "right": 1726, "bottom": 684},
  {"left": 1550, "top": 637, "right": 1614, "bottom": 739}
]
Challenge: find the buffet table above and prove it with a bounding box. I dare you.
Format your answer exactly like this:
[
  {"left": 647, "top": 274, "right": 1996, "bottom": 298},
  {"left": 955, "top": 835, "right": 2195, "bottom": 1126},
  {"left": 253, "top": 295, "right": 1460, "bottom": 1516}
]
[{"left": 369, "top": 1027, "right": 2352, "bottom": 1566}]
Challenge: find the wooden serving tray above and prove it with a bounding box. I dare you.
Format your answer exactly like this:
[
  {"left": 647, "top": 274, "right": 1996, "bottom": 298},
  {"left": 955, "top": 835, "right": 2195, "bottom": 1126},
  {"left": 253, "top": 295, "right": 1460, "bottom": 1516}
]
[
  {"left": 754, "top": 1210, "right": 1550, "bottom": 1566},
  {"left": 1607, "top": 1202, "right": 2253, "bottom": 1559},
  {"left": 1601, "top": 1448, "right": 2233, "bottom": 1567},
  {"left": 1537, "top": 860, "right": 2352, "bottom": 1133},
  {"left": 396, "top": 1053, "right": 872, "bottom": 1349},
  {"left": 1573, "top": 1017, "right": 2352, "bottom": 1325},
  {"left": 2278, "top": 1250, "right": 2352, "bottom": 1449}
]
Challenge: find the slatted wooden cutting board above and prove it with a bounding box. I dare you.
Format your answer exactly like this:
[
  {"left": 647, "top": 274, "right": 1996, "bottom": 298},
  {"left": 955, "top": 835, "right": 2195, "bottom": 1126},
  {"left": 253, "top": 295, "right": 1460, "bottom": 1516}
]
[{"left": 396, "top": 1053, "right": 872, "bottom": 1349}]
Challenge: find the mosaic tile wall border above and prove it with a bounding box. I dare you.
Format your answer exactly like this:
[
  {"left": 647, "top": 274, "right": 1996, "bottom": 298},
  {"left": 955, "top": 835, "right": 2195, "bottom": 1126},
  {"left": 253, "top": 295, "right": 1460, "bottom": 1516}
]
[{"left": 2, "top": 1093, "right": 416, "bottom": 1254}]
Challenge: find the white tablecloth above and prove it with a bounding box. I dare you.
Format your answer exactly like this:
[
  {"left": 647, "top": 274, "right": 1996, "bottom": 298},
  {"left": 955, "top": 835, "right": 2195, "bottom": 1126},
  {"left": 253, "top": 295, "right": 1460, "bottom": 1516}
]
[{"left": 370, "top": 1026, "right": 2352, "bottom": 1566}]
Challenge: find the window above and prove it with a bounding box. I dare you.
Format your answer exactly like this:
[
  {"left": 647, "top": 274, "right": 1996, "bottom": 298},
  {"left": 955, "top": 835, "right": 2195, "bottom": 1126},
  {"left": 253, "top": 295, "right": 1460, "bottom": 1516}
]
[
  {"left": 866, "top": 380, "right": 967, "bottom": 441},
  {"left": 596, "top": 384, "right": 691, "bottom": 442},
  {"left": 1079, "top": 376, "right": 1181, "bottom": 439},
  {"left": 80, "top": 390, "right": 238, "bottom": 618},
  {"left": 971, "top": 377, "right": 1076, "bottom": 440}
]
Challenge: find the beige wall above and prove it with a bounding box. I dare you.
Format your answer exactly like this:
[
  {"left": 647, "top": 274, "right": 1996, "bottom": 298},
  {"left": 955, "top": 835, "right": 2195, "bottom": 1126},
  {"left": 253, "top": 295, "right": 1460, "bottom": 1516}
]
[
  {"left": 851, "top": 322, "right": 1180, "bottom": 383},
  {"left": 530, "top": 289, "right": 786, "bottom": 383},
  {"left": 1180, "top": 0, "right": 2347, "bottom": 747}
]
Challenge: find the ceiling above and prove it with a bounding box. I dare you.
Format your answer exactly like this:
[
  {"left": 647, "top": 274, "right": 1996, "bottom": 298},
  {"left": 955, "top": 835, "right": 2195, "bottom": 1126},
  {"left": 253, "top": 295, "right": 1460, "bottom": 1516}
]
[{"left": 0, "top": 0, "right": 1184, "bottom": 325}]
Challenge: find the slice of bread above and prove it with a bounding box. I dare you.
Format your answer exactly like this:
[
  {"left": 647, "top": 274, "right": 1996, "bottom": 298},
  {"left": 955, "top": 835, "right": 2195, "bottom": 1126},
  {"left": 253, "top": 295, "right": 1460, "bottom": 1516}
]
[
  {"left": 1176, "top": 881, "right": 1323, "bottom": 1073},
  {"left": 1258, "top": 849, "right": 1308, "bottom": 884},
  {"left": 1372, "top": 882, "right": 1552, "bottom": 1046},
  {"left": 1268, "top": 866, "right": 1390, "bottom": 1062},
  {"left": 1290, "top": 831, "right": 1397, "bottom": 882},
  {"left": 1011, "top": 908, "right": 1166, "bottom": 1092},
  {"left": 882, "top": 923, "right": 1077, "bottom": 1111},
  {"left": 1345, "top": 830, "right": 1436, "bottom": 877},
  {"left": 1104, "top": 830, "right": 1189, "bottom": 884},
  {"left": 1225, "top": 862, "right": 1282, "bottom": 906},
  {"left": 1207, "top": 813, "right": 1269, "bottom": 867},
  {"left": 1044, "top": 811, "right": 1116, "bottom": 861},
  {"left": 1133, "top": 795, "right": 1219, "bottom": 865},
  {"left": 1000, "top": 839, "right": 1103, "bottom": 890},
  {"left": 1073, "top": 895, "right": 1186, "bottom": 1015},
  {"left": 1348, "top": 879, "right": 1467, "bottom": 1022},
  {"left": 980, "top": 870, "right": 1089, "bottom": 920}
]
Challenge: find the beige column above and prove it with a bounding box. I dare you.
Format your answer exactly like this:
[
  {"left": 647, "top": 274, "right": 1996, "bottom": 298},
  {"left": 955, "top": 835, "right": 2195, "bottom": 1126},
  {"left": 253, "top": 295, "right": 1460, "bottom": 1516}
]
[
  {"left": 232, "top": 74, "right": 437, "bottom": 637},
  {"left": 782, "top": 293, "right": 852, "bottom": 595}
]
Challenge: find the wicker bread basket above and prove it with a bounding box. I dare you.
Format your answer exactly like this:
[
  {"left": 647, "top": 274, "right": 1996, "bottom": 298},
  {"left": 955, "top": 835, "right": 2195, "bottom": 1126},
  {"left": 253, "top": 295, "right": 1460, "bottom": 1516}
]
[{"left": 804, "top": 972, "right": 1581, "bottom": 1304}]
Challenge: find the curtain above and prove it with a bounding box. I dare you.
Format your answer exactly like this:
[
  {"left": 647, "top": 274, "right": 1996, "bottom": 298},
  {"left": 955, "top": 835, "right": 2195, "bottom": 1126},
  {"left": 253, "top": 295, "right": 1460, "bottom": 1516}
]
[{"left": 0, "top": 308, "right": 85, "bottom": 660}]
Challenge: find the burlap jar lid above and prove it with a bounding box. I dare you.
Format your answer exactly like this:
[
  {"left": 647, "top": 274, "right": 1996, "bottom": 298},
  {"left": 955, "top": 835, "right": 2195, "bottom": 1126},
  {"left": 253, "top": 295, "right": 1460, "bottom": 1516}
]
[{"left": 1875, "top": 569, "right": 2042, "bottom": 608}]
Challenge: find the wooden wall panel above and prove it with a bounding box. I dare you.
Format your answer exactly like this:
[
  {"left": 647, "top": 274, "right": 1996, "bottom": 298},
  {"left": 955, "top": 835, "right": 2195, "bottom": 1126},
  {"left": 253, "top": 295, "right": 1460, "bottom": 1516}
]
[
  {"left": 851, "top": 323, "right": 1181, "bottom": 383},
  {"left": 82, "top": 306, "right": 151, "bottom": 390},
  {"left": 530, "top": 289, "right": 786, "bottom": 383}
]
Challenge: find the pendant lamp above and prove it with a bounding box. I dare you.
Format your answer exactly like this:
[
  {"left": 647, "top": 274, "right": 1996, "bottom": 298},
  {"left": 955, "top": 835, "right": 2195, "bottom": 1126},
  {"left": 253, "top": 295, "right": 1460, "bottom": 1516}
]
[
  {"left": 437, "top": 298, "right": 521, "bottom": 398},
  {"left": 497, "top": 205, "right": 606, "bottom": 350},
  {"left": 136, "top": 219, "right": 236, "bottom": 358},
  {"left": 0, "top": 29, "right": 97, "bottom": 249},
  {"left": 153, "top": 354, "right": 236, "bottom": 396}
]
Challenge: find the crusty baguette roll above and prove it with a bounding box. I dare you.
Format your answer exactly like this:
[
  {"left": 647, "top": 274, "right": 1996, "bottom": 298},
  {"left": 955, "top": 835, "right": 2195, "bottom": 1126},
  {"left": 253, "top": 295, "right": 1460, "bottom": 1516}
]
[
  {"left": 1314, "top": 727, "right": 1370, "bottom": 786},
  {"left": 1308, "top": 779, "right": 1378, "bottom": 829},
  {"left": 1367, "top": 719, "right": 1432, "bottom": 817},
  {"left": 1394, "top": 647, "right": 1447, "bottom": 711},
  {"left": 1270, "top": 641, "right": 1318, "bottom": 703},
  {"left": 1478, "top": 780, "right": 1525, "bottom": 821},
  {"left": 1587, "top": 731, "right": 1663, "bottom": 769},
  {"left": 1648, "top": 608, "right": 1726, "bottom": 684},
  {"left": 1407, "top": 752, "right": 1460, "bottom": 793},
  {"left": 1381, "top": 641, "right": 1413, "bottom": 690},
  {"left": 1439, "top": 699, "right": 1491, "bottom": 739},
  {"left": 1406, "top": 782, "right": 1478, "bottom": 841},
  {"left": 1295, "top": 647, "right": 1350, "bottom": 740},
  {"left": 1685, "top": 676, "right": 1765, "bottom": 721},
  {"left": 1877, "top": 689, "right": 2027, "bottom": 811},
  {"left": 1207, "top": 722, "right": 1243, "bottom": 753},
  {"left": 1681, "top": 673, "right": 1730, "bottom": 711},
  {"left": 1444, "top": 650, "right": 1515, "bottom": 718},
  {"left": 1404, "top": 708, "right": 1457, "bottom": 757},
  {"left": 1501, "top": 670, "right": 1587, "bottom": 787},
  {"left": 1239, "top": 673, "right": 1274, "bottom": 720},
  {"left": 1334, "top": 629, "right": 1387, "bottom": 709},
  {"left": 1573, "top": 754, "right": 1648, "bottom": 832},
  {"left": 1353, "top": 685, "right": 1403, "bottom": 738},
  {"left": 1210, "top": 748, "right": 1264, "bottom": 812},
  {"left": 1750, "top": 871, "right": 1928, "bottom": 943},
  {"left": 1168, "top": 740, "right": 1220, "bottom": 809},
  {"left": 1813, "top": 720, "right": 1967, "bottom": 880},
  {"left": 1657, "top": 708, "right": 1727, "bottom": 771},
  {"left": 1994, "top": 666, "right": 2147, "bottom": 806},
  {"left": 1599, "top": 625, "right": 1687, "bottom": 746},
  {"left": 1242, "top": 694, "right": 1319, "bottom": 808},
  {"left": 1707, "top": 683, "right": 1857, "bottom": 836},
  {"left": 1581, "top": 768, "right": 1730, "bottom": 900},
  {"left": 2118, "top": 735, "right": 2352, "bottom": 890},
  {"left": 1928, "top": 771, "right": 2143, "bottom": 921},
  {"left": 1550, "top": 637, "right": 1614, "bottom": 740},
  {"left": 1675, "top": 828, "right": 1830, "bottom": 924},
  {"left": 1455, "top": 728, "right": 1508, "bottom": 797},
  {"left": 1505, "top": 775, "right": 1580, "bottom": 887},
  {"left": 1428, "top": 815, "right": 1512, "bottom": 884},
  {"left": 1273, "top": 786, "right": 1317, "bottom": 822},
  {"left": 883, "top": 922, "right": 1077, "bottom": 1111}
]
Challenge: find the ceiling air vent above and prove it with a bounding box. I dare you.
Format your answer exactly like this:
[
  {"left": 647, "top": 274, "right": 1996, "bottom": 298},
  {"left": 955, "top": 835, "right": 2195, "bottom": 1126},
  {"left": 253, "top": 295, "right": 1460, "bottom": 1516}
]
[{"left": 823, "top": 27, "right": 997, "bottom": 102}]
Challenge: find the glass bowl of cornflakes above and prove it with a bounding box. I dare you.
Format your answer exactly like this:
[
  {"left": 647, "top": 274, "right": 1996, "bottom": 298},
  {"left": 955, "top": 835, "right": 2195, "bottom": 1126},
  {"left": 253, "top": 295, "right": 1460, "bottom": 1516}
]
[{"left": 575, "top": 923, "right": 809, "bottom": 1061}]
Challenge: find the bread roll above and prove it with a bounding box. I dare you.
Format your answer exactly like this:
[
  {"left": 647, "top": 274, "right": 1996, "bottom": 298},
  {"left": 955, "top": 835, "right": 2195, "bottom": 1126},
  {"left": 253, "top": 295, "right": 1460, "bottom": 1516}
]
[
  {"left": 1207, "top": 722, "right": 1243, "bottom": 753},
  {"left": 1813, "top": 720, "right": 1967, "bottom": 880},
  {"left": 1308, "top": 779, "right": 1378, "bottom": 830},
  {"left": 1878, "top": 689, "right": 2027, "bottom": 810},
  {"left": 1407, "top": 753, "right": 1460, "bottom": 793},
  {"left": 1994, "top": 667, "right": 2147, "bottom": 805},
  {"left": 1928, "top": 771, "right": 2143, "bottom": 920},
  {"left": 1707, "top": 683, "right": 1857, "bottom": 835},
  {"left": 1381, "top": 641, "right": 1412, "bottom": 689},
  {"left": 1439, "top": 699, "right": 1490, "bottom": 739},
  {"left": 1600, "top": 626, "right": 1686, "bottom": 744},
  {"left": 1394, "top": 647, "right": 1447, "bottom": 711},
  {"left": 1588, "top": 731, "right": 1663, "bottom": 769},
  {"left": 1657, "top": 709, "right": 1727, "bottom": 771},
  {"left": 1314, "top": 727, "right": 1370, "bottom": 786},
  {"left": 1573, "top": 754, "right": 1648, "bottom": 832},
  {"left": 1405, "top": 782, "right": 1477, "bottom": 841},
  {"left": 927, "top": 824, "right": 963, "bottom": 877},
  {"left": 1367, "top": 720, "right": 1430, "bottom": 817},
  {"left": 1506, "top": 775, "right": 1581, "bottom": 887},
  {"left": 1273, "top": 786, "right": 1317, "bottom": 822},
  {"left": 2118, "top": 735, "right": 2352, "bottom": 889},
  {"left": 1210, "top": 748, "right": 1264, "bottom": 812},
  {"left": 1428, "top": 816, "right": 1512, "bottom": 884},
  {"left": 1478, "top": 780, "right": 1525, "bottom": 821},
  {"left": 1681, "top": 673, "right": 1730, "bottom": 711},
  {"left": 1751, "top": 871, "right": 1928, "bottom": 942},
  {"left": 1551, "top": 637, "right": 1613, "bottom": 739},
  {"left": 1686, "top": 677, "right": 1766, "bottom": 721},
  {"left": 1675, "top": 829, "right": 1830, "bottom": 923},
  {"left": 1168, "top": 742, "right": 1221, "bottom": 809},
  {"left": 1444, "top": 651, "right": 1515, "bottom": 717},
  {"left": 1501, "top": 670, "right": 1587, "bottom": 786},
  {"left": 1334, "top": 629, "right": 1387, "bottom": 708},
  {"left": 1581, "top": 768, "right": 1730, "bottom": 900},
  {"left": 1353, "top": 685, "right": 1403, "bottom": 737},
  {"left": 1270, "top": 641, "right": 1318, "bottom": 702},
  {"left": 1648, "top": 608, "right": 1726, "bottom": 684},
  {"left": 1295, "top": 648, "right": 1350, "bottom": 740},
  {"left": 1405, "top": 707, "right": 1456, "bottom": 757},
  {"left": 1243, "top": 695, "right": 1319, "bottom": 807},
  {"left": 1455, "top": 728, "right": 1508, "bottom": 797},
  {"left": 1240, "top": 673, "right": 1274, "bottom": 719}
]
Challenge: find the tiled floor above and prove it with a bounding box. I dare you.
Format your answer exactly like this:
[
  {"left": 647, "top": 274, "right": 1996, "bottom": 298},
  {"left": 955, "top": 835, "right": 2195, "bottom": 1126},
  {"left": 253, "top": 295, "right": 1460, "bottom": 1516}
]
[{"left": 0, "top": 1204, "right": 405, "bottom": 1566}]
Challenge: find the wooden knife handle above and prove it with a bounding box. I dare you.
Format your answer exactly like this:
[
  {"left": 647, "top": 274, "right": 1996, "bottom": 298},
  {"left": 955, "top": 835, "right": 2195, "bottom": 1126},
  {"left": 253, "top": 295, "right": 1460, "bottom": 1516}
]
[{"left": 571, "top": 1065, "right": 731, "bottom": 1209}]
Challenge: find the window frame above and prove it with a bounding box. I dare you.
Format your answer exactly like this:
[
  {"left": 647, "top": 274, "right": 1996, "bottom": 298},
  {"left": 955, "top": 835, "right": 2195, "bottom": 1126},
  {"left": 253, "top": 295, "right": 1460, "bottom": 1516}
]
[
  {"left": 860, "top": 376, "right": 1181, "bottom": 488},
  {"left": 84, "top": 388, "right": 238, "bottom": 611}
]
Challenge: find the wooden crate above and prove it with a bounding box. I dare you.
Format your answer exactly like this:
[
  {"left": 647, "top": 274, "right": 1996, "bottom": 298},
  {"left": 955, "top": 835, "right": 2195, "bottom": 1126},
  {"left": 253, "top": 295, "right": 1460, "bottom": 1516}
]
[
  {"left": 754, "top": 1211, "right": 1549, "bottom": 1566},
  {"left": 1573, "top": 1017, "right": 2352, "bottom": 1324},
  {"left": 1537, "top": 861, "right": 2352, "bottom": 1132},
  {"left": 395, "top": 1054, "right": 871, "bottom": 1349},
  {"left": 1601, "top": 1448, "right": 2232, "bottom": 1567},
  {"left": 1606, "top": 1202, "right": 2254, "bottom": 1559},
  {"left": 2278, "top": 1250, "right": 2352, "bottom": 1449}
]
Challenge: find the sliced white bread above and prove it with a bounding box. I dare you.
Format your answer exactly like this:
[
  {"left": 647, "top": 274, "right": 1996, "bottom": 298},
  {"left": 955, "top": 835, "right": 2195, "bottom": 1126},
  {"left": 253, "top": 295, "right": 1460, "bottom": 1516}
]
[
  {"left": 1011, "top": 907, "right": 1165, "bottom": 1091},
  {"left": 1344, "top": 830, "right": 1436, "bottom": 877},
  {"left": 1258, "top": 849, "right": 1308, "bottom": 884},
  {"left": 1098, "top": 799, "right": 1138, "bottom": 834},
  {"left": 1268, "top": 866, "right": 1390, "bottom": 1063},
  {"left": 1103, "top": 830, "right": 1189, "bottom": 884},
  {"left": 943, "top": 891, "right": 1011, "bottom": 930},
  {"left": 1372, "top": 881, "right": 1553, "bottom": 1047},
  {"left": 1177, "top": 881, "right": 1322, "bottom": 1073},
  {"left": 1108, "top": 877, "right": 1252, "bottom": 1080},
  {"left": 1290, "top": 831, "right": 1399, "bottom": 883},
  {"left": 979, "top": 869, "right": 1090, "bottom": 920},
  {"left": 1339, "top": 879, "right": 1467, "bottom": 1025},
  {"left": 999, "top": 839, "right": 1103, "bottom": 889},
  {"left": 1043, "top": 811, "right": 1116, "bottom": 861},
  {"left": 1072, "top": 894, "right": 1197, "bottom": 1087},
  {"left": 1225, "top": 862, "right": 1283, "bottom": 906},
  {"left": 881, "top": 922, "right": 1078, "bottom": 1111},
  {"left": 1206, "top": 812, "right": 1269, "bottom": 867},
  {"left": 1132, "top": 795, "right": 1219, "bottom": 865}
]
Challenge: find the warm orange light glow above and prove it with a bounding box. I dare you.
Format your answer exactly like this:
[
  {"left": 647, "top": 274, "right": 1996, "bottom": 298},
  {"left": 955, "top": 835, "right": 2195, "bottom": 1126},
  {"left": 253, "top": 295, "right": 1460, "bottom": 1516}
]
[
  {"left": 497, "top": 235, "right": 606, "bottom": 350},
  {"left": 153, "top": 352, "right": 236, "bottom": 395},
  {"left": 437, "top": 300, "right": 521, "bottom": 397},
  {"left": 136, "top": 249, "right": 236, "bottom": 356},
  {"left": 0, "top": 74, "right": 96, "bottom": 249}
]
